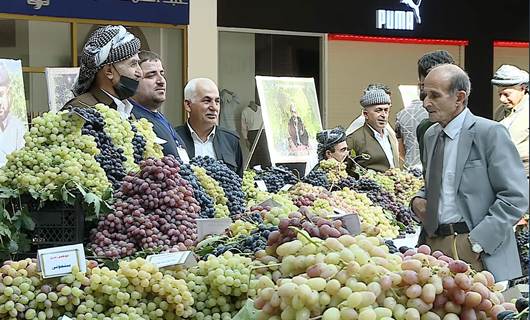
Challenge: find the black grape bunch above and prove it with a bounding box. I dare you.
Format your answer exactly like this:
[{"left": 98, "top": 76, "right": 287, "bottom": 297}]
[
  {"left": 72, "top": 107, "right": 127, "bottom": 189},
  {"left": 254, "top": 165, "right": 299, "bottom": 193},
  {"left": 302, "top": 168, "right": 330, "bottom": 189},
  {"left": 130, "top": 123, "right": 147, "bottom": 164},
  {"left": 190, "top": 156, "right": 246, "bottom": 216},
  {"left": 179, "top": 162, "right": 216, "bottom": 218}
]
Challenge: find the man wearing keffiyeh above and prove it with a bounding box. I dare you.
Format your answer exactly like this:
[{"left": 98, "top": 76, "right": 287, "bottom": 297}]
[
  {"left": 316, "top": 127, "right": 348, "bottom": 162},
  {"left": 63, "top": 25, "right": 143, "bottom": 120}
]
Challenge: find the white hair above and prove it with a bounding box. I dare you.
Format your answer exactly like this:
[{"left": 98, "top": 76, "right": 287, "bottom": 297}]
[{"left": 184, "top": 78, "right": 217, "bottom": 101}]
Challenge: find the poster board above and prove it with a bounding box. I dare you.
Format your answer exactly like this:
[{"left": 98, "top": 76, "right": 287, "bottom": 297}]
[
  {"left": 255, "top": 76, "right": 322, "bottom": 169},
  {"left": 45, "top": 67, "right": 79, "bottom": 113},
  {"left": 0, "top": 59, "right": 28, "bottom": 167},
  {"left": 398, "top": 84, "right": 420, "bottom": 108}
]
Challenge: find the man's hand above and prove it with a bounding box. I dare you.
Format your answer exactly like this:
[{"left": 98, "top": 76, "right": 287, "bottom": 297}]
[{"left": 411, "top": 197, "right": 427, "bottom": 222}]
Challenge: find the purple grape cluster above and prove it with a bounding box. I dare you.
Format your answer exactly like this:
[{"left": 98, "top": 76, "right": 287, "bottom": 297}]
[
  {"left": 73, "top": 107, "right": 127, "bottom": 189},
  {"left": 90, "top": 156, "right": 199, "bottom": 258},
  {"left": 302, "top": 168, "right": 330, "bottom": 189},
  {"left": 191, "top": 156, "right": 246, "bottom": 216},
  {"left": 254, "top": 166, "right": 299, "bottom": 193},
  {"left": 179, "top": 163, "right": 216, "bottom": 218},
  {"left": 211, "top": 224, "right": 278, "bottom": 256}
]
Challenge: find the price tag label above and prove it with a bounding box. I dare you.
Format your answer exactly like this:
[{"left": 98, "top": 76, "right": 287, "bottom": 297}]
[
  {"left": 255, "top": 180, "right": 268, "bottom": 192},
  {"left": 196, "top": 218, "right": 232, "bottom": 242},
  {"left": 37, "top": 244, "right": 86, "bottom": 279},
  {"left": 279, "top": 184, "right": 293, "bottom": 191},
  {"left": 177, "top": 147, "right": 190, "bottom": 164},
  {"left": 58, "top": 316, "right": 73, "bottom": 320},
  {"left": 329, "top": 208, "right": 361, "bottom": 236},
  {"left": 146, "top": 251, "right": 197, "bottom": 268},
  {"left": 253, "top": 165, "right": 263, "bottom": 171},
  {"left": 258, "top": 197, "right": 283, "bottom": 208}
]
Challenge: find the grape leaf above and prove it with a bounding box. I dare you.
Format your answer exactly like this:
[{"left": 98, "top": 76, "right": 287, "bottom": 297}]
[
  {"left": 0, "top": 222, "right": 12, "bottom": 239},
  {"left": 232, "top": 299, "right": 257, "bottom": 320},
  {"left": 84, "top": 193, "right": 101, "bottom": 216},
  {"left": 7, "top": 240, "right": 18, "bottom": 253},
  {"left": 19, "top": 213, "right": 36, "bottom": 231}
]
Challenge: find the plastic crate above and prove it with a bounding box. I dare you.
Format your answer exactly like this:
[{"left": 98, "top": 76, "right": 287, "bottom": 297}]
[{"left": 29, "top": 201, "right": 85, "bottom": 249}]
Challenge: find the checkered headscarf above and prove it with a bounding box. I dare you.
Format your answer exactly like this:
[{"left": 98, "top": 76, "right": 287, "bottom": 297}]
[
  {"left": 316, "top": 127, "right": 346, "bottom": 161},
  {"left": 73, "top": 25, "right": 141, "bottom": 96}
]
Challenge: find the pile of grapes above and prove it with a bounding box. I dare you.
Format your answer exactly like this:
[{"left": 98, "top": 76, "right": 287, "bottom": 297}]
[
  {"left": 302, "top": 168, "right": 330, "bottom": 189},
  {"left": 191, "top": 156, "right": 246, "bottom": 216},
  {"left": 266, "top": 207, "right": 350, "bottom": 252},
  {"left": 384, "top": 168, "right": 424, "bottom": 205},
  {"left": 0, "top": 110, "right": 111, "bottom": 201},
  {"left": 174, "top": 252, "right": 258, "bottom": 320},
  {"left": 353, "top": 177, "right": 417, "bottom": 234},
  {"left": 90, "top": 156, "right": 200, "bottom": 258},
  {"left": 0, "top": 257, "right": 195, "bottom": 319},
  {"left": 199, "top": 224, "right": 278, "bottom": 257},
  {"left": 319, "top": 158, "right": 348, "bottom": 184},
  {"left": 253, "top": 166, "right": 299, "bottom": 193},
  {"left": 74, "top": 107, "right": 128, "bottom": 190},
  {"left": 254, "top": 233, "right": 517, "bottom": 320},
  {"left": 179, "top": 163, "right": 216, "bottom": 218}
]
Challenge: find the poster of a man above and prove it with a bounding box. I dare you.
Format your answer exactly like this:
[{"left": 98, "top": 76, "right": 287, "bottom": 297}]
[
  {"left": 0, "top": 59, "right": 28, "bottom": 167},
  {"left": 45, "top": 67, "right": 79, "bottom": 112},
  {"left": 256, "top": 76, "right": 322, "bottom": 165},
  {"left": 287, "top": 102, "right": 309, "bottom": 149}
]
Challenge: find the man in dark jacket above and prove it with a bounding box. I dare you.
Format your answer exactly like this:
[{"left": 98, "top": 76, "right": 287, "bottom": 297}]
[
  {"left": 175, "top": 78, "right": 243, "bottom": 176},
  {"left": 64, "top": 25, "right": 143, "bottom": 119},
  {"left": 129, "top": 51, "right": 186, "bottom": 160}
]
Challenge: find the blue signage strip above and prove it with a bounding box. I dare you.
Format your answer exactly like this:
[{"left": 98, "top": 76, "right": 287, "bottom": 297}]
[{"left": 1, "top": 0, "right": 189, "bottom": 25}]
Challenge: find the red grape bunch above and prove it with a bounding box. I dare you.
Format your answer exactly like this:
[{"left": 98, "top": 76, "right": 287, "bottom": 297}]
[{"left": 90, "top": 156, "right": 200, "bottom": 258}]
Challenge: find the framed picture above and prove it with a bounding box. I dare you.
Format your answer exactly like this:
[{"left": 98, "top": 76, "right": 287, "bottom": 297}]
[
  {"left": 256, "top": 76, "right": 322, "bottom": 169},
  {"left": 0, "top": 59, "right": 28, "bottom": 167},
  {"left": 45, "top": 67, "right": 79, "bottom": 113}
]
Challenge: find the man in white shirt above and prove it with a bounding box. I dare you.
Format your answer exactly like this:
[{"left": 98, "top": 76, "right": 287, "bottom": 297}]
[
  {"left": 175, "top": 78, "right": 244, "bottom": 176},
  {"left": 411, "top": 64, "right": 528, "bottom": 281},
  {"left": 64, "top": 25, "right": 143, "bottom": 119},
  {"left": 347, "top": 88, "right": 400, "bottom": 172}
]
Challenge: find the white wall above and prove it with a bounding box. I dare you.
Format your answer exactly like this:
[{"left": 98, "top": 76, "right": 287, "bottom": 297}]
[
  {"left": 326, "top": 40, "right": 464, "bottom": 129},
  {"left": 188, "top": 0, "right": 218, "bottom": 83},
  {"left": 492, "top": 47, "right": 529, "bottom": 114}
]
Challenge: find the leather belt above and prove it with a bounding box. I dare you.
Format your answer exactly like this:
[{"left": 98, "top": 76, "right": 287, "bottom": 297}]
[{"left": 435, "top": 222, "right": 469, "bottom": 237}]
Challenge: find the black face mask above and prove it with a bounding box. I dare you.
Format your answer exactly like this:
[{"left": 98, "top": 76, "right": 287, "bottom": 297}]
[{"left": 113, "top": 75, "right": 139, "bottom": 100}]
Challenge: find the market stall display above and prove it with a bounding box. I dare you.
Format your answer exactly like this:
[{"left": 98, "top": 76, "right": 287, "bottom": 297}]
[{"left": 0, "top": 104, "right": 526, "bottom": 320}]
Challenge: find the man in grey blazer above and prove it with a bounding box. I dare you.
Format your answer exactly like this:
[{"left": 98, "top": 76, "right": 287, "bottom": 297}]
[{"left": 411, "top": 64, "right": 528, "bottom": 281}]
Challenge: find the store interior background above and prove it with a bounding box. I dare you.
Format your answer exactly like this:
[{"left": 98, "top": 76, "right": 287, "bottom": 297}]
[{"left": 0, "top": 0, "right": 528, "bottom": 165}]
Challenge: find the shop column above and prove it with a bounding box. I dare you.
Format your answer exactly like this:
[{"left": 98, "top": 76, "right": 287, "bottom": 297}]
[{"left": 188, "top": 0, "right": 218, "bottom": 83}]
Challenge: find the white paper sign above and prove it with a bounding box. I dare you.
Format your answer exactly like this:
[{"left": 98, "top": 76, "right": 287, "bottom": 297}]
[
  {"left": 255, "top": 180, "right": 268, "bottom": 192},
  {"left": 196, "top": 218, "right": 232, "bottom": 242},
  {"left": 253, "top": 165, "right": 263, "bottom": 171},
  {"left": 177, "top": 147, "right": 190, "bottom": 164},
  {"left": 279, "top": 184, "right": 293, "bottom": 191},
  {"left": 146, "top": 251, "right": 197, "bottom": 268},
  {"left": 58, "top": 316, "right": 73, "bottom": 320},
  {"left": 329, "top": 208, "right": 361, "bottom": 236},
  {"left": 257, "top": 198, "right": 283, "bottom": 208},
  {"left": 37, "top": 244, "right": 86, "bottom": 279}
]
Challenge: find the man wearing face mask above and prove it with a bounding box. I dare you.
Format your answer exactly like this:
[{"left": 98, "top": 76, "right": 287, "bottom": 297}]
[{"left": 64, "top": 25, "right": 143, "bottom": 120}]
